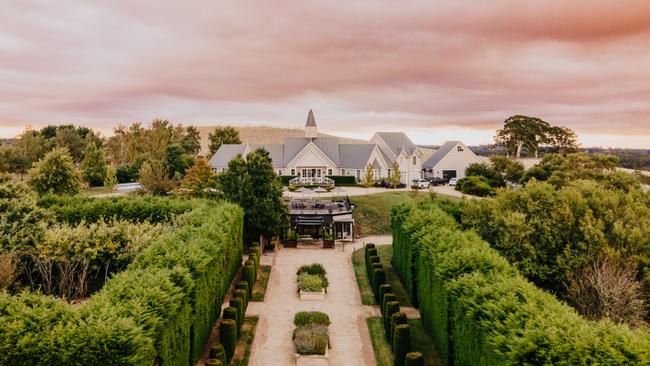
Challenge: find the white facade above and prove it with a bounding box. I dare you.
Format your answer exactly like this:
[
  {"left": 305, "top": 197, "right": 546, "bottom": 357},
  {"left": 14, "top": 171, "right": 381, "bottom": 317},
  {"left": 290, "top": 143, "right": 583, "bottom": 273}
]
[{"left": 423, "top": 141, "right": 483, "bottom": 180}]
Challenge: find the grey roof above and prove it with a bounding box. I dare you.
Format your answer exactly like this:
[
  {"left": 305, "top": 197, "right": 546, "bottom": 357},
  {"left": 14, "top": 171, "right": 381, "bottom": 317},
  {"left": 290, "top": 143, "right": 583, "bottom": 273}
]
[
  {"left": 283, "top": 138, "right": 310, "bottom": 165},
  {"left": 306, "top": 109, "right": 317, "bottom": 127},
  {"left": 313, "top": 138, "right": 340, "bottom": 165},
  {"left": 208, "top": 144, "right": 246, "bottom": 168},
  {"left": 249, "top": 144, "right": 284, "bottom": 167},
  {"left": 339, "top": 144, "right": 375, "bottom": 168},
  {"left": 423, "top": 141, "right": 460, "bottom": 168},
  {"left": 375, "top": 132, "right": 418, "bottom": 156}
]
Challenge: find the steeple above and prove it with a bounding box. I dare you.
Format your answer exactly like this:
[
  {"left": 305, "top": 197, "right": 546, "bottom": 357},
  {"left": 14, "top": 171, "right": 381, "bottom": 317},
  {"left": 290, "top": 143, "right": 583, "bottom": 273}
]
[{"left": 305, "top": 109, "right": 317, "bottom": 138}]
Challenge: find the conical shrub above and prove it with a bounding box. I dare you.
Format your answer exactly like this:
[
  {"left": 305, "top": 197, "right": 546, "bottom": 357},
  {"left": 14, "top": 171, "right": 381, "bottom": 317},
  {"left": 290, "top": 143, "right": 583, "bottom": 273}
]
[
  {"left": 372, "top": 269, "right": 386, "bottom": 302},
  {"left": 393, "top": 324, "right": 411, "bottom": 366},
  {"left": 234, "top": 289, "right": 248, "bottom": 312},
  {"left": 389, "top": 312, "right": 407, "bottom": 343},
  {"left": 384, "top": 301, "right": 400, "bottom": 336},
  {"left": 220, "top": 319, "right": 238, "bottom": 361},
  {"left": 236, "top": 281, "right": 250, "bottom": 299},
  {"left": 230, "top": 297, "right": 244, "bottom": 330},
  {"left": 378, "top": 284, "right": 393, "bottom": 311},
  {"left": 404, "top": 352, "right": 423, "bottom": 366},
  {"left": 367, "top": 255, "right": 380, "bottom": 278},
  {"left": 366, "top": 248, "right": 378, "bottom": 273},
  {"left": 382, "top": 293, "right": 397, "bottom": 317},
  {"left": 245, "top": 259, "right": 257, "bottom": 281},
  {"left": 222, "top": 306, "right": 239, "bottom": 333},
  {"left": 242, "top": 264, "right": 255, "bottom": 297}
]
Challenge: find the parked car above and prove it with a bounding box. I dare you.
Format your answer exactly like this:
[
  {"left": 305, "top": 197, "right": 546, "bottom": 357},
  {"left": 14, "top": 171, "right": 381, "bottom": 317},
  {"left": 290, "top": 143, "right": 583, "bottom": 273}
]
[
  {"left": 448, "top": 177, "right": 458, "bottom": 186},
  {"left": 413, "top": 179, "right": 430, "bottom": 189},
  {"left": 427, "top": 177, "right": 447, "bottom": 186}
]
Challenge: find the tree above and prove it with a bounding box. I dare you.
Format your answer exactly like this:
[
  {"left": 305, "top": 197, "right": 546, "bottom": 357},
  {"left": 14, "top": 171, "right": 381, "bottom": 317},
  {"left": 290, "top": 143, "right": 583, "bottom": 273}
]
[
  {"left": 363, "top": 164, "right": 374, "bottom": 190},
  {"left": 13, "top": 129, "right": 48, "bottom": 177},
  {"left": 390, "top": 161, "right": 401, "bottom": 188},
  {"left": 455, "top": 176, "right": 496, "bottom": 197},
  {"left": 80, "top": 142, "right": 107, "bottom": 186},
  {"left": 490, "top": 156, "right": 524, "bottom": 184},
  {"left": 495, "top": 115, "right": 550, "bottom": 158},
  {"left": 28, "top": 147, "right": 82, "bottom": 195},
  {"left": 209, "top": 126, "right": 241, "bottom": 156},
  {"left": 180, "top": 158, "right": 219, "bottom": 193},
  {"left": 220, "top": 149, "right": 288, "bottom": 243},
  {"left": 138, "top": 160, "right": 175, "bottom": 195},
  {"left": 181, "top": 126, "right": 201, "bottom": 156},
  {"left": 165, "top": 143, "right": 193, "bottom": 178},
  {"left": 547, "top": 126, "right": 579, "bottom": 154},
  {"left": 104, "top": 165, "right": 118, "bottom": 192}
]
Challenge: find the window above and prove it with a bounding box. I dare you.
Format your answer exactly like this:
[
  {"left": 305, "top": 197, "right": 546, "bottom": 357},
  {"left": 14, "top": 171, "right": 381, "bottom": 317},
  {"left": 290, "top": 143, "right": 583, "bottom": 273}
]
[
  {"left": 341, "top": 169, "right": 345, "bottom": 175},
  {"left": 327, "top": 168, "right": 333, "bottom": 176},
  {"left": 278, "top": 169, "right": 283, "bottom": 176},
  {"left": 387, "top": 168, "right": 391, "bottom": 176},
  {"left": 457, "top": 146, "right": 464, "bottom": 152},
  {"left": 412, "top": 156, "right": 417, "bottom": 165},
  {"left": 356, "top": 169, "right": 361, "bottom": 180},
  {"left": 291, "top": 168, "right": 295, "bottom": 176}
]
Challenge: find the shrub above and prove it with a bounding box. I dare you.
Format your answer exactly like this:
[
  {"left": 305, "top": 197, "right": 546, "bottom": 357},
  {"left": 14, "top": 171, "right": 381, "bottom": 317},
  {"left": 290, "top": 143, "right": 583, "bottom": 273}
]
[
  {"left": 404, "top": 352, "right": 423, "bottom": 366},
  {"left": 372, "top": 268, "right": 386, "bottom": 302},
  {"left": 390, "top": 312, "right": 407, "bottom": 344},
  {"left": 242, "top": 263, "right": 255, "bottom": 297},
  {"left": 367, "top": 255, "right": 380, "bottom": 279},
  {"left": 205, "top": 359, "right": 222, "bottom": 366},
  {"left": 294, "top": 311, "right": 330, "bottom": 327},
  {"left": 456, "top": 175, "right": 496, "bottom": 197},
  {"left": 378, "top": 284, "right": 393, "bottom": 310},
  {"left": 293, "top": 311, "right": 330, "bottom": 356},
  {"left": 382, "top": 293, "right": 397, "bottom": 317},
  {"left": 236, "top": 281, "right": 250, "bottom": 300},
  {"left": 230, "top": 297, "right": 244, "bottom": 331},
  {"left": 298, "top": 273, "right": 327, "bottom": 292},
  {"left": 220, "top": 319, "right": 237, "bottom": 361},
  {"left": 297, "top": 263, "right": 329, "bottom": 291},
  {"left": 28, "top": 147, "right": 82, "bottom": 195},
  {"left": 234, "top": 289, "right": 248, "bottom": 312},
  {"left": 384, "top": 301, "right": 400, "bottom": 336},
  {"left": 222, "top": 307, "right": 239, "bottom": 333},
  {"left": 393, "top": 324, "right": 411, "bottom": 366},
  {"left": 209, "top": 342, "right": 227, "bottom": 366}
]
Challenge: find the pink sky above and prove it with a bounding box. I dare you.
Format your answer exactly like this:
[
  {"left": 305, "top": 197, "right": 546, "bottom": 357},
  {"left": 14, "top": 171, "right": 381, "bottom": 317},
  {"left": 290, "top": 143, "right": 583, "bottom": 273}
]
[{"left": 1, "top": 1, "right": 649, "bottom": 147}]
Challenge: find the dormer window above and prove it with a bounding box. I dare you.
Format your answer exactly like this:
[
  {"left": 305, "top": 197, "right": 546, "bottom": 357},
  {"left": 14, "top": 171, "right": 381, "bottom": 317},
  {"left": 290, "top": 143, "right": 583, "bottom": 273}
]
[
  {"left": 457, "top": 146, "right": 464, "bottom": 152},
  {"left": 412, "top": 156, "right": 417, "bottom": 165}
]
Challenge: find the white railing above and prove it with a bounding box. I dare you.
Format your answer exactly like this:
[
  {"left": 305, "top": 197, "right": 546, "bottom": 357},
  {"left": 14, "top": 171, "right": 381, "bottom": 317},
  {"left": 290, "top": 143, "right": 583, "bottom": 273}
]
[{"left": 289, "top": 176, "right": 335, "bottom": 186}]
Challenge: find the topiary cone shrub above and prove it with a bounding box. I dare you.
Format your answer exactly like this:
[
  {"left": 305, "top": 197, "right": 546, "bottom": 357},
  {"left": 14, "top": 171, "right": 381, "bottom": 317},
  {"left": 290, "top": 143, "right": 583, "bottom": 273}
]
[
  {"left": 367, "top": 255, "right": 380, "bottom": 278},
  {"left": 382, "top": 293, "right": 397, "bottom": 317},
  {"left": 404, "top": 352, "right": 423, "bottom": 366},
  {"left": 378, "top": 284, "right": 393, "bottom": 311},
  {"left": 205, "top": 359, "right": 222, "bottom": 366},
  {"left": 393, "top": 324, "right": 411, "bottom": 366},
  {"left": 390, "top": 311, "right": 407, "bottom": 343},
  {"left": 249, "top": 252, "right": 259, "bottom": 272},
  {"left": 370, "top": 263, "right": 383, "bottom": 286},
  {"left": 384, "top": 301, "right": 400, "bottom": 336},
  {"left": 366, "top": 248, "right": 378, "bottom": 273},
  {"left": 220, "top": 319, "right": 238, "bottom": 362},
  {"left": 372, "top": 269, "right": 386, "bottom": 302},
  {"left": 209, "top": 342, "right": 227, "bottom": 366},
  {"left": 222, "top": 307, "right": 239, "bottom": 333},
  {"left": 242, "top": 264, "right": 255, "bottom": 297},
  {"left": 236, "top": 281, "right": 250, "bottom": 299},
  {"left": 234, "top": 288, "right": 248, "bottom": 312},
  {"left": 230, "top": 297, "right": 244, "bottom": 331}
]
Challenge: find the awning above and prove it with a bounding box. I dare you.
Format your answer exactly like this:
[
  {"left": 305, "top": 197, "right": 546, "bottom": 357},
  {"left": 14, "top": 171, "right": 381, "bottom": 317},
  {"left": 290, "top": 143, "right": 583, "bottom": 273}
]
[{"left": 295, "top": 216, "right": 324, "bottom": 225}]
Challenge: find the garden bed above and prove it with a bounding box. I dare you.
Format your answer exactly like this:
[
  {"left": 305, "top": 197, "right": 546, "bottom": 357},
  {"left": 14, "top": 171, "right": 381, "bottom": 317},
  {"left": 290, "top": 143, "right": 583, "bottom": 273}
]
[
  {"left": 251, "top": 265, "right": 272, "bottom": 302},
  {"left": 297, "top": 263, "right": 328, "bottom": 300},
  {"left": 293, "top": 311, "right": 331, "bottom": 366}
]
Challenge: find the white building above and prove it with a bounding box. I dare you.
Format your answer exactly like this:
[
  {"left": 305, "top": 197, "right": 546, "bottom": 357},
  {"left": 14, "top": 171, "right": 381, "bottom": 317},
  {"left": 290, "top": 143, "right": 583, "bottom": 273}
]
[
  {"left": 422, "top": 141, "right": 483, "bottom": 180},
  {"left": 209, "top": 110, "right": 423, "bottom": 184}
]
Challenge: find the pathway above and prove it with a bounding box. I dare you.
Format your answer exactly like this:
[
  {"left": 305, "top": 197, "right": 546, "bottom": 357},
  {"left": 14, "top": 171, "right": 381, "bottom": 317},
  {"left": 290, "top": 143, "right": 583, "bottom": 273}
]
[{"left": 247, "top": 241, "right": 384, "bottom": 366}]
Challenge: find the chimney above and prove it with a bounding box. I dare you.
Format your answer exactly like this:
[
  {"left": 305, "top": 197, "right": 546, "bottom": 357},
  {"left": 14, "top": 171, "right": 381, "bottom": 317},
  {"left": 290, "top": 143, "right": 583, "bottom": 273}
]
[{"left": 305, "top": 109, "right": 317, "bottom": 139}]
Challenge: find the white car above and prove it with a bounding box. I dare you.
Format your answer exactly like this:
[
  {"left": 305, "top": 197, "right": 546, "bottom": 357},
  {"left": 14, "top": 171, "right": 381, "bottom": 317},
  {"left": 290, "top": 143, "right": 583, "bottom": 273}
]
[
  {"left": 448, "top": 178, "right": 458, "bottom": 186},
  {"left": 414, "top": 179, "right": 430, "bottom": 189}
]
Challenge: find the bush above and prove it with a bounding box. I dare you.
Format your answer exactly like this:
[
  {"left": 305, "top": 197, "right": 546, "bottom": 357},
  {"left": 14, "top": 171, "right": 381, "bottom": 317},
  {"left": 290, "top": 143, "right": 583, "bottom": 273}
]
[
  {"left": 234, "top": 289, "right": 248, "bottom": 312},
  {"left": 391, "top": 201, "right": 650, "bottom": 365},
  {"left": 28, "top": 147, "right": 82, "bottom": 195},
  {"left": 393, "top": 324, "right": 411, "bottom": 366},
  {"left": 220, "top": 319, "right": 237, "bottom": 362},
  {"left": 205, "top": 359, "right": 222, "bottom": 366},
  {"left": 297, "top": 263, "right": 329, "bottom": 291},
  {"left": 326, "top": 175, "right": 357, "bottom": 186},
  {"left": 384, "top": 301, "right": 400, "bottom": 337},
  {"left": 390, "top": 312, "right": 407, "bottom": 344},
  {"left": 236, "top": 281, "right": 250, "bottom": 300},
  {"left": 455, "top": 175, "right": 496, "bottom": 197},
  {"left": 372, "top": 268, "right": 386, "bottom": 302},
  {"left": 230, "top": 297, "right": 244, "bottom": 331},
  {"left": 367, "top": 255, "right": 380, "bottom": 279},
  {"left": 293, "top": 311, "right": 330, "bottom": 356},
  {"left": 378, "top": 284, "right": 393, "bottom": 310},
  {"left": 404, "top": 352, "right": 423, "bottom": 366},
  {"left": 298, "top": 273, "right": 327, "bottom": 292},
  {"left": 223, "top": 307, "right": 239, "bottom": 332},
  {"left": 209, "top": 342, "right": 227, "bottom": 366}
]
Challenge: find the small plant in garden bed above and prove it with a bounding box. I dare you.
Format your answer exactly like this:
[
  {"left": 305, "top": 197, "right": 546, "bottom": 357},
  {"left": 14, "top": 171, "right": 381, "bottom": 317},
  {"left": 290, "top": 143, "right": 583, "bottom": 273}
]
[
  {"left": 293, "top": 311, "right": 331, "bottom": 356},
  {"left": 297, "top": 263, "right": 329, "bottom": 295}
]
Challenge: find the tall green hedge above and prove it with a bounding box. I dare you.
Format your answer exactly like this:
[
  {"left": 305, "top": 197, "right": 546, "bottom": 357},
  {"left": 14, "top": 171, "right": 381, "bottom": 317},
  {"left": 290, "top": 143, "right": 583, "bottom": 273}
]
[
  {"left": 0, "top": 196, "right": 244, "bottom": 366},
  {"left": 391, "top": 201, "right": 650, "bottom": 365}
]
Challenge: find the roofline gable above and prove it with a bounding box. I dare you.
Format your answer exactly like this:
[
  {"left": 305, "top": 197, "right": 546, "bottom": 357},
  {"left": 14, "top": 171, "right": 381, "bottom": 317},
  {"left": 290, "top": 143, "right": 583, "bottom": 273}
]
[{"left": 286, "top": 141, "right": 338, "bottom": 168}]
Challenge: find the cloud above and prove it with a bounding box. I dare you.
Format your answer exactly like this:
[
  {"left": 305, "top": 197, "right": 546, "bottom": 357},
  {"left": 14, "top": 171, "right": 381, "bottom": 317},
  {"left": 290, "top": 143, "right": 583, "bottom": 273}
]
[{"left": 0, "top": 1, "right": 649, "bottom": 146}]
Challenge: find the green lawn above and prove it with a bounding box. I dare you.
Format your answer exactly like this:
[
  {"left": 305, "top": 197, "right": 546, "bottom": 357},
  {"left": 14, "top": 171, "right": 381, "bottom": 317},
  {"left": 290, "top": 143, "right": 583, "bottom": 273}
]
[
  {"left": 367, "top": 317, "right": 393, "bottom": 366},
  {"left": 350, "top": 191, "right": 434, "bottom": 236},
  {"left": 352, "top": 245, "right": 411, "bottom": 306},
  {"left": 250, "top": 265, "right": 271, "bottom": 302}
]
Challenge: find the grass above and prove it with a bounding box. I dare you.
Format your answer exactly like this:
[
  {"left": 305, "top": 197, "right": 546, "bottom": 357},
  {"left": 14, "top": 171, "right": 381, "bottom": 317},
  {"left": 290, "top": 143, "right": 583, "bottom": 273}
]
[
  {"left": 250, "top": 265, "right": 271, "bottom": 302},
  {"left": 367, "top": 317, "right": 393, "bottom": 366},
  {"left": 351, "top": 191, "right": 435, "bottom": 236},
  {"left": 352, "top": 245, "right": 411, "bottom": 306},
  {"left": 229, "top": 316, "right": 259, "bottom": 366}
]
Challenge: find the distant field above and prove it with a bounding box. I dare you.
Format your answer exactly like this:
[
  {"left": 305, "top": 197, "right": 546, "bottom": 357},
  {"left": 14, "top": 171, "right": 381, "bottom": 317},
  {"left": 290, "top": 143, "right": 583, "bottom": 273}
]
[{"left": 195, "top": 125, "right": 366, "bottom": 156}]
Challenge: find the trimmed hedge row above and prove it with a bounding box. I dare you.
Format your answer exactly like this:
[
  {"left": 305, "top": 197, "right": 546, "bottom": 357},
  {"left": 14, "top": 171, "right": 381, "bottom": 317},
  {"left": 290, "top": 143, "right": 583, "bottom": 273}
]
[
  {"left": 391, "top": 201, "right": 650, "bottom": 365},
  {"left": 0, "top": 196, "right": 244, "bottom": 366}
]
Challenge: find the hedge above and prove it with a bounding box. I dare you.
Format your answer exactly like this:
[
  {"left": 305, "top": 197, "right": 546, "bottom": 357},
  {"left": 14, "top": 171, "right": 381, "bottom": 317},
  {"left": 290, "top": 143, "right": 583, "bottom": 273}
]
[
  {"left": 391, "top": 201, "right": 650, "bottom": 365},
  {"left": 0, "top": 196, "right": 244, "bottom": 366}
]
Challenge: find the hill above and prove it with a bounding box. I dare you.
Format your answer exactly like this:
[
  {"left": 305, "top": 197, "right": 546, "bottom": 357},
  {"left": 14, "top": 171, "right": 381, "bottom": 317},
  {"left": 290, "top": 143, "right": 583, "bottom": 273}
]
[{"left": 195, "top": 125, "right": 366, "bottom": 156}]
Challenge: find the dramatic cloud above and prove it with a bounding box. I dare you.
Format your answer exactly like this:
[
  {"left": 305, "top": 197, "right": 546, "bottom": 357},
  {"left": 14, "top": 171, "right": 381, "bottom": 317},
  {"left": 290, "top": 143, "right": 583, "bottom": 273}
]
[{"left": 1, "top": 1, "right": 649, "bottom": 147}]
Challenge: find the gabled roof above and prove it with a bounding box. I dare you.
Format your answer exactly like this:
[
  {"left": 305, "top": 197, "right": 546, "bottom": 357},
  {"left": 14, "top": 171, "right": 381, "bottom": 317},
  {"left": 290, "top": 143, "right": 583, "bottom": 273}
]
[
  {"left": 375, "top": 132, "right": 418, "bottom": 156},
  {"left": 313, "top": 138, "right": 340, "bottom": 165},
  {"left": 248, "top": 144, "right": 284, "bottom": 167},
  {"left": 423, "top": 141, "right": 460, "bottom": 168},
  {"left": 339, "top": 144, "right": 375, "bottom": 168},
  {"left": 208, "top": 144, "right": 247, "bottom": 168},
  {"left": 283, "top": 138, "right": 310, "bottom": 165},
  {"left": 306, "top": 109, "right": 317, "bottom": 127}
]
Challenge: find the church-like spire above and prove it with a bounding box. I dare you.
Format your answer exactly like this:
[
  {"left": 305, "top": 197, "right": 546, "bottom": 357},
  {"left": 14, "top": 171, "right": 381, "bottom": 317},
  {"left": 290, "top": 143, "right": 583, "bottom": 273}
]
[
  {"left": 306, "top": 109, "right": 317, "bottom": 127},
  {"left": 305, "top": 109, "right": 318, "bottom": 138}
]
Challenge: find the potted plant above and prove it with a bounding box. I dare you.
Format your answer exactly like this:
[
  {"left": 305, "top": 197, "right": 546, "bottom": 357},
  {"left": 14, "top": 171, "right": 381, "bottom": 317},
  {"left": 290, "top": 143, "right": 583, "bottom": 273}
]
[
  {"left": 285, "top": 229, "right": 298, "bottom": 248},
  {"left": 322, "top": 228, "right": 335, "bottom": 249},
  {"left": 297, "top": 263, "right": 328, "bottom": 300},
  {"left": 293, "top": 311, "right": 330, "bottom": 365}
]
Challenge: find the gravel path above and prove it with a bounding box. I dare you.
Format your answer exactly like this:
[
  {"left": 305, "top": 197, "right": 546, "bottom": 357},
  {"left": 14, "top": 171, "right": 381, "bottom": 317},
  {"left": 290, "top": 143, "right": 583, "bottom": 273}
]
[{"left": 247, "top": 243, "right": 381, "bottom": 366}]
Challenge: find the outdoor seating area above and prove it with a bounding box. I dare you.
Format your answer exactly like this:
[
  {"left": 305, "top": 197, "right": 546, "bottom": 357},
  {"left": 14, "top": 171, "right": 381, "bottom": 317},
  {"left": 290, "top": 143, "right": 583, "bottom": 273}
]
[
  {"left": 289, "top": 199, "right": 351, "bottom": 215},
  {"left": 285, "top": 198, "right": 355, "bottom": 247}
]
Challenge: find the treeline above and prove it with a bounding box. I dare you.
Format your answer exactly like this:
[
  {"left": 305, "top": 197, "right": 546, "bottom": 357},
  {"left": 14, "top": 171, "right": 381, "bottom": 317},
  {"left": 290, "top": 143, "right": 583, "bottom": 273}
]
[
  {"left": 0, "top": 195, "right": 244, "bottom": 366},
  {"left": 391, "top": 201, "right": 650, "bottom": 365}
]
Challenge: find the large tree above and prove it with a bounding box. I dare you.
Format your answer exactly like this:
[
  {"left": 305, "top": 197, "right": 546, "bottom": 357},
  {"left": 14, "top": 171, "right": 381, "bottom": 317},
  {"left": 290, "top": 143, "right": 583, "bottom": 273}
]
[
  {"left": 180, "top": 126, "right": 201, "bottom": 156},
  {"left": 547, "top": 126, "right": 579, "bottom": 154},
  {"left": 390, "top": 161, "right": 401, "bottom": 188},
  {"left": 495, "top": 115, "right": 550, "bottom": 158},
  {"left": 220, "top": 148, "right": 288, "bottom": 243},
  {"left": 208, "top": 126, "right": 241, "bottom": 156},
  {"left": 80, "top": 142, "right": 107, "bottom": 186},
  {"left": 28, "top": 147, "right": 82, "bottom": 195}
]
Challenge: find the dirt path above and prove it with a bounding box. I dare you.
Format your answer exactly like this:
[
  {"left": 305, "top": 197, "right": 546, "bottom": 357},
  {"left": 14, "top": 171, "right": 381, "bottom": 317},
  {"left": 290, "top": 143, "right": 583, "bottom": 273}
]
[{"left": 247, "top": 243, "right": 381, "bottom": 366}]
